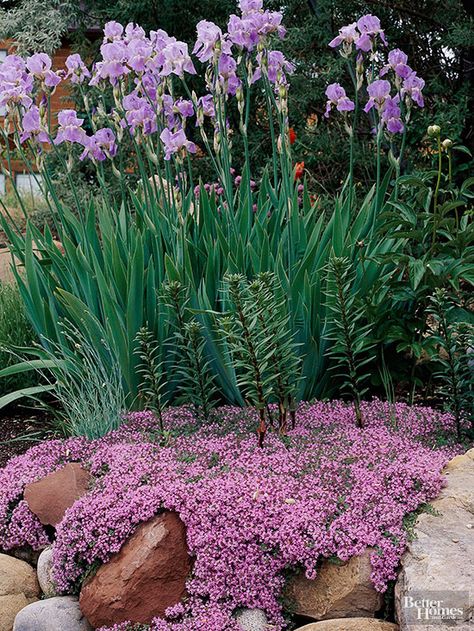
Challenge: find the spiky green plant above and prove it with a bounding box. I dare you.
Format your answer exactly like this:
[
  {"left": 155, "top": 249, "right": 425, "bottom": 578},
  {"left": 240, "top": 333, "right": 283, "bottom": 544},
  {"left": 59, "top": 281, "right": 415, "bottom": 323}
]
[
  {"left": 427, "top": 289, "right": 474, "bottom": 438},
  {"left": 217, "top": 272, "right": 302, "bottom": 442},
  {"left": 324, "top": 255, "right": 376, "bottom": 428},
  {"left": 247, "top": 272, "right": 301, "bottom": 433},
  {"left": 162, "top": 281, "right": 216, "bottom": 421},
  {"left": 135, "top": 326, "right": 166, "bottom": 430},
  {"left": 218, "top": 274, "right": 273, "bottom": 445}
]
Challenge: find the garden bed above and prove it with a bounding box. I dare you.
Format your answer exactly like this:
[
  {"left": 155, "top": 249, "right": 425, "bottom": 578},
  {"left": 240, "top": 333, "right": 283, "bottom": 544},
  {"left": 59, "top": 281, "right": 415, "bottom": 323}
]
[
  {"left": 0, "top": 406, "right": 51, "bottom": 468},
  {"left": 0, "top": 400, "right": 464, "bottom": 630}
]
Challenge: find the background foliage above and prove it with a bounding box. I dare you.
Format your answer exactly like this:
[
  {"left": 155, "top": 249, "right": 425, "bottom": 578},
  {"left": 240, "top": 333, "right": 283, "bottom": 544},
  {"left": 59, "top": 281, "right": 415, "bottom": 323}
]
[{"left": 0, "top": 281, "right": 36, "bottom": 396}]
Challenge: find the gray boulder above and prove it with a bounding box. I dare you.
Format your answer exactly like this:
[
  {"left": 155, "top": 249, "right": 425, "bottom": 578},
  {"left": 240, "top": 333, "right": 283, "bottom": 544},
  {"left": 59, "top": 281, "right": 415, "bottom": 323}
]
[
  {"left": 236, "top": 607, "right": 269, "bottom": 630},
  {"left": 395, "top": 448, "right": 474, "bottom": 630},
  {"left": 36, "top": 547, "right": 59, "bottom": 598},
  {"left": 13, "top": 597, "right": 92, "bottom": 631}
]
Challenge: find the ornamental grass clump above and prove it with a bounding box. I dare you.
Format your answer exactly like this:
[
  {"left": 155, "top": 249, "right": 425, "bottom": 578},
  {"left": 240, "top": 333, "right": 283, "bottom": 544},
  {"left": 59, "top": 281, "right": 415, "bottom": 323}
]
[{"left": 0, "top": 400, "right": 463, "bottom": 630}]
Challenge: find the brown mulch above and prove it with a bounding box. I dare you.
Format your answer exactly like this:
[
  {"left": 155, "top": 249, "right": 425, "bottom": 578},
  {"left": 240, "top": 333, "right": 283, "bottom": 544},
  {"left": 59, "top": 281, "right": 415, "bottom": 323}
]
[{"left": 0, "top": 407, "right": 52, "bottom": 468}]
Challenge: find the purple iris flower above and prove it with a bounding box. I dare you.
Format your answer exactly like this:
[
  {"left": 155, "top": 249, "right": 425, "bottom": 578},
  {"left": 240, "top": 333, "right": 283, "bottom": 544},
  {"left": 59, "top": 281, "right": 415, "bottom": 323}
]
[
  {"left": 150, "top": 29, "right": 176, "bottom": 51},
  {"left": 217, "top": 54, "right": 242, "bottom": 95},
  {"left": 174, "top": 98, "right": 194, "bottom": 118},
  {"left": 91, "top": 41, "right": 129, "bottom": 85},
  {"left": 20, "top": 105, "right": 50, "bottom": 144},
  {"left": 324, "top": 83, "right": 355, "bottom": 117},
  {"left": 193, "top": 21, "right": 227, "bottom": 62},
  {"left": 252, "top": 50, "right": 295, "bottom": 85},
  {"left": 160, "top": 128, "right": 197, "bottom": 160},
  {"left": 227, "top": 9, "right": 285, "bottom": 51},
  {"left": 127, "top": 39, "right": 153, "bottom": 73},
  {"left": 104, "top": 21, "right": 124, "bottom": 41},
  {"left": 328, "top": 23, "right": 359, "bottom": 49},
  {"left": 381, "top": 97, "right": 404, "bottom": 133},
  {"left": 137, "top": 69, "right": 161, "bottom": 102},
  {"left": 26, "top": 53, "right": 61, "bottom": 88},
  {"left": 402, "top": 72, "right": 425, "bottom": 108},
  {"left": 156, "top": 93, "right": 174, "bottom": 128},
  {"left": 54, "top": 110, "right": 87, "bottom": 146},
  {"left": 160, "top": 42, "right": 196, "bottom": 77},
  {"left": 65, "top": 54, "right": 91, "bottom": 85},
  {"left": 227, "top": 15, "right": 258, "bottom": 50},
  {"left": 380, "top": 49, "right": 412, "bottom": 79},
  {"left": 124, "top": 23, "right": 146, "bottom": 42},
  {"left": 0, "top": 55, "right": 33, "bottom": 108},
  {"left": 239, "top": 0, "right": 263, "bottom": 13},
  {"left": 196, "top": 94, "right": 215, "bottom": 125},
  {"left": 364, "top": 79, "right": 391, "bottom": 112},
  {"left": 356, "top": 14, "right": 388, "bottom": 52},
  {"left": 80, "top": 128, "right": 117, "bottom": 161},
  {"left": 253, "top": 10, "right": 286, "bottom": 39},
  {"left": 122, "top": 93, "right": 157, "bottom": 135}
]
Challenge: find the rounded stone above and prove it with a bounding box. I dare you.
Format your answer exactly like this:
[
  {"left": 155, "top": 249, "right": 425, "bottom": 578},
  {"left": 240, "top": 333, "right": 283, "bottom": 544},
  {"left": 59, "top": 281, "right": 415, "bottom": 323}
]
[
  {"left": 296, "top": 619, "right": 399, "bottom": 631},
  {"left": 79, "top": 511, "right": 191, "bottom": 627},
  {"left": 0, "top": 595, "right": 31, "bottom": 631},
  {"left": 37, "top": 547, "right": 59, "bottom": 598},
  {"left": 235, "top": 608, "right": 269, "bottom": 630},
  {"left": 0, "top": 553, "right": 40, "bottom": 631},
  {"left": 24, "top": 463, "right": 92, "bottom": 527},
  {"left": 286, "top": 549, "right": 383, "bottom": 620},
  {"left": 13, "top": 596, "right": 93, "bottom": 631},
  {"left": 6, "top": 548, "right": 43, "bottom": 568}
]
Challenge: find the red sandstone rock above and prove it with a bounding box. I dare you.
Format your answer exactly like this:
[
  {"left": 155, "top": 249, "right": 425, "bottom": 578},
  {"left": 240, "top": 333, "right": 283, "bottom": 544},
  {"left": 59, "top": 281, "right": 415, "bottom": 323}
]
[
  {"left": 79, "top": 512, "right": 191, "bottom": 627},
  {"left": 24, "top": 463, "right": 91, "bottom": 527}
]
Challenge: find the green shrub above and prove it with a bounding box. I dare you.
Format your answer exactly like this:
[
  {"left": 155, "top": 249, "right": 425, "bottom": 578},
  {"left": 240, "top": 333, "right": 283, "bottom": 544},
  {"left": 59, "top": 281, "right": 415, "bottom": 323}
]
[{"left": 0, "top": 281, "right": 37, "bottom": 397}]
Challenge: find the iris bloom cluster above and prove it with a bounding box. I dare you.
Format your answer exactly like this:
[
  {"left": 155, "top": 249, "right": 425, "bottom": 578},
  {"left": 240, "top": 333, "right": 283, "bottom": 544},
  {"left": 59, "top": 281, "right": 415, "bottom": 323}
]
[
  {"left": 0, "top": 400, "right": 461, "bottom": 630},
  {"left": 0, "top": 0, "right": 294, "bottom": 190},
  {"left": 325, "top": 14, "right": 425, "bottom": 137}
]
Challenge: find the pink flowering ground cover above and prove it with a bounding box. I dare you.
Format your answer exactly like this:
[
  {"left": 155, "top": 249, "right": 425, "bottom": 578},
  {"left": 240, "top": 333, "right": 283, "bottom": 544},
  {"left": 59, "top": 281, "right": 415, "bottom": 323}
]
[{"left": 0, "top": 400, "right": 463, "bottom": 630}]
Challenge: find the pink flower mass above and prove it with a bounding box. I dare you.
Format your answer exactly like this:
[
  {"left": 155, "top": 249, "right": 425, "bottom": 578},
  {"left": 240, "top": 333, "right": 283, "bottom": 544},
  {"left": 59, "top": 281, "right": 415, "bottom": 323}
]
[{"left": 0, "top": 400, "right": 462, "bottom": 630}]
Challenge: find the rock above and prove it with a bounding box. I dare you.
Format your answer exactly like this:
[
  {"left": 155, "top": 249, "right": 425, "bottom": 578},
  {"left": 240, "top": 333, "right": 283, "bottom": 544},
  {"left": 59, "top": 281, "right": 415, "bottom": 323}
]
[
  {"left": 0, "top": 553, "right": 40, "bottom": 631},
  {"left": 24, "top": 463, "right": 92, "bottom": 527},
  {"left": 13, "top": 596, "right": 92, "bottom": 631},
  {"left": 395, "top": 448, "right": 474, "bottom": 630},
  {"left": 0, "top": 596, "right": 31, "bottom": 631},
  {"left": 79, "top": 511, "right": 191, "bottom": 627},
  {"left": 236, "top": 607, "right": 269, "bottom": 630},
  {"left": 0, "top": 554, "right": 39, "bottom": 599},
  {"left": 37, "top": 547, "right": 59, "bottom": 598},
  {"left": 296, "top": 620, "right": 399, "bottom": 631},
  {"left": 5, "top": 548, "right": 43, "bottom": 568},
  {"left": 286, "top": 550, "right": 382, "bottom": 620}
]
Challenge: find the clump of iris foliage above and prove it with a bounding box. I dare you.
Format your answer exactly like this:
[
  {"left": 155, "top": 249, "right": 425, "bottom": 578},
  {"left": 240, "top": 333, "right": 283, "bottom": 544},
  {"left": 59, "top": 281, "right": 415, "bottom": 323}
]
[
  {"left": 0, "top": 400, "right": 464, "bottom": 630},
  {"left": 0, "top": 0, "right": 472, "bottom": 439}
]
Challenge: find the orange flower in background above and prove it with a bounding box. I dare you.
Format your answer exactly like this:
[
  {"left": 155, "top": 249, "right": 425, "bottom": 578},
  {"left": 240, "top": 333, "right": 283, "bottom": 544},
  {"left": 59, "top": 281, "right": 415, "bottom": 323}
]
[
  {"left": 288, "top": 127, "right": 296, "bottom": 145},
  {"left": 306, "top": 113, "right": 318, "bottom": 130},
  {"left": 294, "top": 161, "right": 305, "bottom": 180}
]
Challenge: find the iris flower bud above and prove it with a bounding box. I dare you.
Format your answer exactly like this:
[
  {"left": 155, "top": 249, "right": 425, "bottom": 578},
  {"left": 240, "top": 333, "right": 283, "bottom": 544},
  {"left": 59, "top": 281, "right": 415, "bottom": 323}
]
[{"left": 427, "top": 124, "right": 441, "bottom": 137}]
